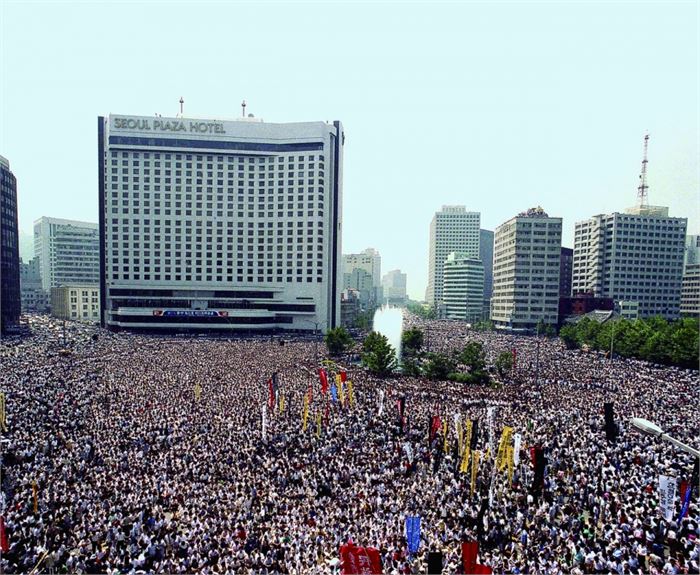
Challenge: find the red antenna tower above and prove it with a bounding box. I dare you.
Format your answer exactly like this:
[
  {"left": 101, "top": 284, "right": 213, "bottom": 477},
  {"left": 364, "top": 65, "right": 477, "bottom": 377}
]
[{"left": 637, "top": 133, "right": 650, "bottom": 206}]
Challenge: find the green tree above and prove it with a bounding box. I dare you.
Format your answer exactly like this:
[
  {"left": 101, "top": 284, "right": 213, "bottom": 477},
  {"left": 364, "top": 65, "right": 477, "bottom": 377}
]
[
  {"left": 361, "top": 331, "right": 398, "bottom": 376},
  {"left": 495, "top": 351, "right": 514, "bottom": 377},
  {"left": 423, "top": 352, "right": 457, "bottom": 380},
  {"left": 559, "top": 323, "right": 579, "bottom": 349},
  {"left": 459, "top": 341, "right": 487, "bottom": 373},
  {"left": 402, "top": 327, "right": 424, "bottom": 356},
  {"left": 473, "top": 320, "right": 495, "bottom": 332},
  {"left": 324, "top": 327, "right": 353, "bottom": 356}
]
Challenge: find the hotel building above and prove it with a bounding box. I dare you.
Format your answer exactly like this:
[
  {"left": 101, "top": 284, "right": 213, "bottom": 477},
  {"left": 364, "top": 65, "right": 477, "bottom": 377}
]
[{"left": 98, "top": 113, "right": 343, "bottom": 332}]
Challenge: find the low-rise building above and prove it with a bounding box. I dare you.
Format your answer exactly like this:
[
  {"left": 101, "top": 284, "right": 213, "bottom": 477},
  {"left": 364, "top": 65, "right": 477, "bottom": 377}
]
[
  {"left": 51, "top": 284, "right": 100, "bottom": 322},
  {"left": 20, "top": 258, "right": 49, "bottom": 313}
]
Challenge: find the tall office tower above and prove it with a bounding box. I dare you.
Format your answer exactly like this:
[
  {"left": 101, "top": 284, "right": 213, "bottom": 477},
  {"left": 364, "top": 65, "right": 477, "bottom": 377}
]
[
  {"left": 491, "top": 207, "right": 562, "bottom": 330},
  {"left": 572, "top": 208, "right": 686, "bottom": 319},
  {"left": 34, "top": 217, "right": 99, "bottom": 292},
  {"left": 98, "top": 113, "right": 343, "bottom": 331},
  {"left": 442, "top": 253, "right": 484, "bottom": 323},
  {"left": 0, "top": 155, "right": 20, "bottom": 334},
  {"left": 479, "top": 229, "right": 494, "bottom": 318},
  {"left": 426, "top": 206, "right": 480, "bottom": 307},
  {"left": 685, "top": 235, "right": 700, "bottom": 269},
  {"left": 343, "top": 248, "right": 382, "bottom": 306},
  {"left": 382, "top": 269, "right": 407, "bottom": 305},
  {"left": 559, "top": 247, "right": 573, "bottom": 297},
  {"left": 680, "top": 264, "right": 699, "bottom": 317}
]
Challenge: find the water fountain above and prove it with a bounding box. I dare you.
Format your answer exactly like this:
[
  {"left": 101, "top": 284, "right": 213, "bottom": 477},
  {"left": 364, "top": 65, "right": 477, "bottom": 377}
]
[{"left": 372, "top": 305, "right": 404, "bottom": 362}]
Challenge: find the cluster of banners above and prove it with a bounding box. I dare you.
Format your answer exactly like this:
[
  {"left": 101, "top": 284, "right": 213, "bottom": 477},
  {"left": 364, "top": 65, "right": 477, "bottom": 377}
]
[{"left": 658, "top": 473, "right": 696, "bottom": 523}]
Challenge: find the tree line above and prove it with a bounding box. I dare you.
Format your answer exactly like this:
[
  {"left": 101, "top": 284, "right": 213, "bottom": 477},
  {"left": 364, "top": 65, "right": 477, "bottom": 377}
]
[{"left": 559, "top": 316, "right": 699, "bottom": 369}]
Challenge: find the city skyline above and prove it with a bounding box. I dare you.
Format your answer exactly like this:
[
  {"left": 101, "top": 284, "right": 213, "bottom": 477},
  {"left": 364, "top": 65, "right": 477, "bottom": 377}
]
[{"left": 2, "top": 1, "right": 698, "bottom": 300}]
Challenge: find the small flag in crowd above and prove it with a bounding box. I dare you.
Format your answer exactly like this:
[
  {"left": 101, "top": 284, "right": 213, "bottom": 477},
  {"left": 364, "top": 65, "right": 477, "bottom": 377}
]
[{"left": 262, "top": 404, "right": 268, "bottom": 441}]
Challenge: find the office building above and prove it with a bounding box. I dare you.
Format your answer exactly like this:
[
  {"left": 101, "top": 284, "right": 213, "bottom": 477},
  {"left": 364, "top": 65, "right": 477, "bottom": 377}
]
[
  {"left": 479, "top": 229, "right": 494, "bottom": 319},
  {"left": 426, "top": 206, "right": 480, "bottom": 307},
  {"left": 343, "top": 248, "right": 382, "bottom": 307},
  {"left": 572, "top": 206, "right": 686, "bottom": 319},
  {"left": 442, "top": 253, "right": 484, "bottom": 323},
  {"left": 34, "top": 217, "right": 99, "bottom": 292},
  {"left": 99, "top": 113, "right": 343, "bottom": 332},
  {"left": 491, "top": 207, "right": 562, "bottom": 330},
  {"left": 559, "top": 247, "right": 573, "bottom": 296},
  {"left": 51, "top": 284, "right": 100, "bottom": 322},
  {"left": 0, "top": 155, "right": 20, "bottom": 334},
  {"left": 20, "top": 258, "right": 49, "bottom": 312},
  {"left": 680, "top": 263, "right": 699, "bottom": 317},
  {"left": 382, "top": 269, "right": 407, "bottom": 305}
]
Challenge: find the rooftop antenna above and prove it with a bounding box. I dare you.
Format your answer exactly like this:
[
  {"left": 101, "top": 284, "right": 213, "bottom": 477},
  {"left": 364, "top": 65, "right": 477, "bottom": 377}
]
[
  {"left": 179, "top": 96, "right": 184, "bottom": 117},
  {"left": 241, "top": 100, "right": 246, "bottom": 117},
  {"left": 637, "top": 133, "right": 650, "bottom": 207}
]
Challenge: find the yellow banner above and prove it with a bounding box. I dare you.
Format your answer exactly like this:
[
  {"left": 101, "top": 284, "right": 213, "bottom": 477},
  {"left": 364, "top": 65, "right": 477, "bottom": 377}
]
[
  {"left": 471, "top": 451, "right": 480, "bottom": 497},
  {"left": 194, "top": 383, "right": 202, "bottom": 402},
  {"left": 347, "top": 380, "right": 355, "bottom": 407},
  {"left": 0, "top": 392, "right": 6, "bottom": 432},
  {"left": 507, "top": 445, "right": 514, "bottom": 485},
  {"left": 464, "top": 420, "right": 473, "bottom": 456},
  {"left": 302, "top": 395, "right": 309, "bottom": 432},
  {"left": 279, "top": 393, "right": 285, "bottom": 414},
  {"left": 460, "top": 444, "right": 470, "bottom": 474},
  {"left": 443, "top": 419, "right": 448, "bottom": 454},
  {"left": 339, "top": 380, "right": 345, "bottom": 406},
  {"left": 457, "top": 419, "right": 464, "bottom": 456},
  {"left": 316, "top": 412, "right": 322, "bottom": 438},
  {"left": 496, "top": 426, "right": 513, "bottom": 472},
  {"left": 335, "top": 373, "right": 342, "bottom": 385}
]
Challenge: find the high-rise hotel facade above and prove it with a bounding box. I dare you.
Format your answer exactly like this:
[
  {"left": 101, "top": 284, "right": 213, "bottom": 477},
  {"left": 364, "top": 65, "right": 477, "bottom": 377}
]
[{"left": 98, "top": 114, "right": 343, "bottom": 332}]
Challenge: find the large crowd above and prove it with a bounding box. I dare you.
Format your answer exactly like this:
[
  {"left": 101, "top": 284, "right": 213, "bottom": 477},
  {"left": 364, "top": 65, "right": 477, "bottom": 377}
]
[{"left": 0, "top": 314, "right": 698, "bottom": 574}]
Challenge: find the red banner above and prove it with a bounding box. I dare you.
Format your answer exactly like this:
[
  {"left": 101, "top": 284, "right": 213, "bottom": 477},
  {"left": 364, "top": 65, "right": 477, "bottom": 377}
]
[
  {"left": 319, "top": 369, "right": 329, "bottom": 395},
  {"left": 268, "top": 378, "right": 275, "bottom": 410},
  {"left": 340, "top": 543, "right": 382, "bottom": 574},
  {"left": 461, "top": 541, "right": 492, "bottom": 574},
  {"left": 0, "top": 515, "right": 8, "bottom": 553},
  {"left": 340, "top": 371, "right": 347, "bottom": 382}
]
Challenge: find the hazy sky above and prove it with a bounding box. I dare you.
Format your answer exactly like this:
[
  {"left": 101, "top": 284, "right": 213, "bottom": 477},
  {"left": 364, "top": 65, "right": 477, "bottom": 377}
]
[{"left": 2, "top": 1, "right": 697, "bottom": 300}]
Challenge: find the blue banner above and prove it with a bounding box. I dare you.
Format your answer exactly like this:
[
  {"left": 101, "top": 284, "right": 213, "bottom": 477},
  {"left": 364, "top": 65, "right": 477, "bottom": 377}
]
[
  {"left": 678, "top": 484, "right": 692, "bottom": 523},
  {"left": 330, "top": 383, "right": 338, "bottom": 402},
  {"left": 405, "top": 515, "right": 421, "bottom": 554}
]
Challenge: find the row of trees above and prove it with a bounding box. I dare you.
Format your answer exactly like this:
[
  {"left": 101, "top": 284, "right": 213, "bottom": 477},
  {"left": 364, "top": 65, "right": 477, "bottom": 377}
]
[
  {"left": 326, "top": 325, "right": 515, "bottom": 382},
  {"left": 559, "top": 316, "right": 699, "bottom": 369}
]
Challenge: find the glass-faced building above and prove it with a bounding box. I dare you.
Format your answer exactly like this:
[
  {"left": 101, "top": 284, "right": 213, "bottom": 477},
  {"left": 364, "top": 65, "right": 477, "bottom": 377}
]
[
  {"left": 0, "top": 155, "right": 20, "bottom": 334},
  {"left": 98, "top": 114, "right": 343, "bottom": 332}
]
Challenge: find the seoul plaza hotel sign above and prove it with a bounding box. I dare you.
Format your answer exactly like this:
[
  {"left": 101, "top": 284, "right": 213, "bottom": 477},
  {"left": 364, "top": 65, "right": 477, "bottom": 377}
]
[{"left": 112, "top": 116, "right": 226, "bottom": 134}]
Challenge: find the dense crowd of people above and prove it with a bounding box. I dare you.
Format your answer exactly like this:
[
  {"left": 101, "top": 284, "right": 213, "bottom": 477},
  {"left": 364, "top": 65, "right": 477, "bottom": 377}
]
[{"left": 0, "top": 314, "right": 698, "bottom": 574}]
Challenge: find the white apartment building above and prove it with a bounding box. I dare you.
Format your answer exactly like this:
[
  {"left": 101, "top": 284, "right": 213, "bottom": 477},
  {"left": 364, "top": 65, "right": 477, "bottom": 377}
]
[
  {"left": 343, "top": 248, "right": 382, "bottom": 307},
  {"left": 382, "top": 269, "right": 407, "bottom": 304},
  {"left": 442, "top": 253, "right": 484, "bottom": 323},
  {"left": 426, "top": 206, "right": 480, "bottom": 307},
  {"left": 34, "top": 217, "right": 99, "bottom": 292},
  {"left": 99, "top": 113, "right": 343, "bottom": 332},
  {"left": 491, "top": 207, "right": 562, "bottom": 330},
  {"left": 680, "top": 263, "right": 699, "bottom": 317},
  {"left": 51, "top": 284, "right": 100, "bottom": 322},
  {"left": 572, "top": 205, "right": 686, "bottom": 319}
]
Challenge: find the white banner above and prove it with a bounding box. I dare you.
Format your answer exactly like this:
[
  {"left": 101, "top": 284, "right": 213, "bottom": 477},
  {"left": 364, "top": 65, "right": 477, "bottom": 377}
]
[
  {"left": 513, "top": 433, "right": 522, "bottom": 466},
  {"left": 378, "top": 390, "right": 385, "bottom": 416},
  {"left": 262, "top": 404, "right": 268, "bottom": 441},
  {"left": 403, "top": 442, "right": 414, "bottom": 464},
  {"left": 487, "top": 407, "right": 496, "bottom": 455},
  {"left": 658, "top": 475, "right": 677, "bottom": 521}
]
